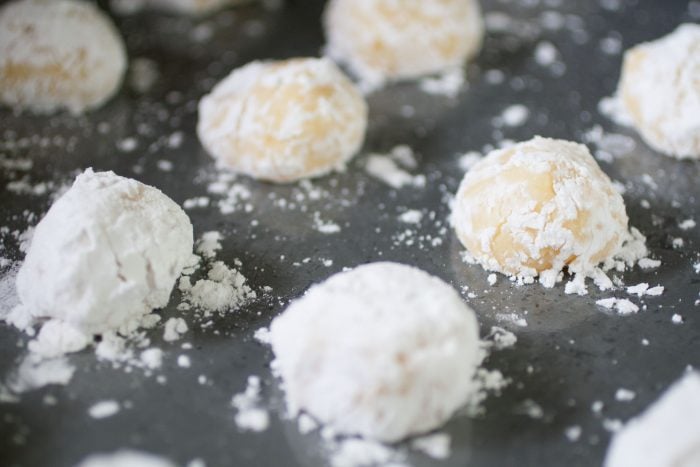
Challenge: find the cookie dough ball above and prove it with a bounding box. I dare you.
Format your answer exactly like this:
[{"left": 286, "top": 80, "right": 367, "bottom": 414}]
[
  {"left": 452, "top": 137, "right": 629, "bottom": 286},
  {"left": 324, "top": 0, "right": 483, "bottom": 85},
  {"left": 0, "top": 0, "right": 127, "bottom": 114},
  {"left": 15, "top": 169, "right": 194, "bottom": 335},
  {"left": 197, "top": 57, "right": 368, "bottom": 183},
  {"left": 269, "top": 262, "right": 480, "bottom": 442},
  {"left": 616, "top": 24, "right": 700, "bottom": 159},
  {"left": 605, "top": 372, "right": 700, "bottom": 467}
]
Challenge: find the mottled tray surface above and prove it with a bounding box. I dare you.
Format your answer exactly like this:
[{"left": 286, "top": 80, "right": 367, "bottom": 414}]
[{"left": 1, "top": 0, "right": 700, "bottom": 466}]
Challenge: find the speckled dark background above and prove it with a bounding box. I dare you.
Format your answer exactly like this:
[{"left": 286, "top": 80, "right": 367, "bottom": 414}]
[{"left": 1, "top": 0, "right": 699, "bottom": 466}]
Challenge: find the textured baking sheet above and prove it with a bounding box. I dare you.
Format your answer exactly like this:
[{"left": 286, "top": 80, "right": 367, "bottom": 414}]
[{"left": 1, "top": 0, "right": 699, "bottom": 466}]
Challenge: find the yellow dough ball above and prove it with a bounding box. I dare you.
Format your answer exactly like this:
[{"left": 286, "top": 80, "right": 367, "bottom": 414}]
[
  {"left": 617, "top": 24, "right": 700, "bottom": 159},
  {"left": 0, "top": 0, "right": 127, "bottom": 114},
  {"left": 197, "top": 57, "right": 368, "bottom": 183},
  {"left": 452, "top": 137, "right": 629, "bottom": 286},
  {"left": 323, "top": 0, "right": 483, "bottom": 85}
]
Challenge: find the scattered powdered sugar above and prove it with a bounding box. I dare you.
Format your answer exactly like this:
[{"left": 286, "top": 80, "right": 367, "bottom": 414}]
[
  {"left": 88, "top": 400, "right": 121, "bottom": 419},
  {"left": 7, "top": 355, "right": 76, "bottom": 394},
  {"left": 487, "top": 273, "right": 497, "bottom": 286},
  {"left": 76, "top": 450, "right": 176, "bottom": 467},
  {"left": 495, "top": 104, "right": 530, "bottom": 127},
  {"left": 515, "top": 399, "right": 544, "bottom": 419},
  {"left": 397, "top": 210, "right": 423, "bottom": 224},
  {"left": 196, "top": 231, "right": 222, "bottom": 259},
  {"left": 679, "top": 219, "right": 696, "bottom": 230},
  {"left": 364, "top": 146, "right": 426, "bottom": 189},
  {"left": 327, "top": 438, "right": 405, "bottom": 467},
  {"left": 232, "top": 375, "right": 269, "bottom": 432},
  {"left": 638, "top": 258, "right": 661, "bottom": 269},
  {"left": 140, "top": 348, "right": 163, "bottom": 370},
  {"left": 596, "top": 298, "right": 640, "bottom": 315},
  {"left": 163, "top": 318, "right": 188, "bottom": 342},
  {"left": 565, "top": 425, "right": 582, "bottom": 442},
  {"left": 411, "top": 433, "right": 451, "bottom": 460},
  {"left": 419, "top": 68, "right": 466, "bottom": 99},
  {"left": 178, "top": 233, "right": 256, "bottom": 317},
  {"left": 584, "top": 125, "right": 636, "bottom": 162},
  {"left": 298, "top": 413, "right": 318, "bottom": 434},
  {"left": 615, "top": 388, "right": 636, "bottom": 402},
  {"left": 626, "top": 283, "right": 664, "bottom": 297},
  {"left": 179, "top": 260, "right": 256, "bottom": 314},
  {"left": 485, "top": 326, "right": 518, "bottom": 350},
  {"left": 534, "top": 41, "right": 558, "bottom": 66},
  {"left": 458, "top": 151, "right": 482, "bottom": 171},
  {"left": 177, "top": 355, "right": 191, "bottom": 368},
  {"left": 313, "top": 212, "right": 341, "bottom": 234},
  {"left": 129, "top": 57, "right": 159, "bottom": 94}
]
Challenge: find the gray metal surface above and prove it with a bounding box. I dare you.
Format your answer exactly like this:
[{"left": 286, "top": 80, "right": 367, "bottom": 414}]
[{"left": 1, "top": 0, "right": 699, "bottom": 466}]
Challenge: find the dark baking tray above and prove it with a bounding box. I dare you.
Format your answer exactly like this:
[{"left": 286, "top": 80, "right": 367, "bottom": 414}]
[{"left": 1, "top": 0, "right": 699, "bottom": 466}]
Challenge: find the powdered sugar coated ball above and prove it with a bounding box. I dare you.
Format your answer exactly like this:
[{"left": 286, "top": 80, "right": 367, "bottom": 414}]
[
  {"left": 452, "top": 137, "right": 629, "bottom": 286},
  {"left": 605, "top": 372, "right": 700, "bottom": 467},
  {"left": 0, "top": 0, "right": 127, "bottom": 114},
  {"left": 16, "top": 169, "right": 194, "bottom": 335},
  {"left": 198, "top": 57, "right": 367, "bottom": 183},
  {"left": 324, "top": 0, "right": 483, "bottom": 85},
  {"left": 617, "top": 24, "right": 700, "bottom": 159},
  {"left": 269, "top": 262, "right": 480, "bottom": 442}
]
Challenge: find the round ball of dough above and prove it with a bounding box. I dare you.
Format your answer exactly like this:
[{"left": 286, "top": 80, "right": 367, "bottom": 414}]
[
  {"left": 323, "top": 0, "right": 483, "bottom": 85},
  {"left": 269, "top": 262, "right": 480, "bottom": 442},
  {"left": 452, "top": 137, "right": 629, "bottom": 285},
  {"left": 197, "top": 57, "right": 368, "bottom": 183},
  {"left": 617, "top": 24, "right": 700, "bottom": 159},
  {"left": 16, "top": 169, "right": 194, "bottom": 335},
  {"left": 0, "top": 0, "right": 127, "bottom": 114}
]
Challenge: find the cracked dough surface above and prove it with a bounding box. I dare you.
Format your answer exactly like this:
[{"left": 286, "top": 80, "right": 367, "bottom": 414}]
[
  {"left": 15, "top": 169, "right": 193, "bottom": 335},
  {"left": 0, "top": 0, "right": 127, "bottom": 114},
  {"left": 452, "top": 137, "right": 629, "bottom": 284},
  {"left": 324, "top": 0, "right": 483, "bottom": 85},
  {"left": 197, "top": 57, "right": 368, "bottom": 183}
]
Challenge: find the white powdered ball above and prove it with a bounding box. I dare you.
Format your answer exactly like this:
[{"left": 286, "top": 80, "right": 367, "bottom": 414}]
[
  {"left": 452, "top": 137, "right": 629, "bottom": 285},
  {"left": 198, "top": 57, "right": 368, "bottom": 183},
  {"left": 616, "top": 24, "right": 700, "bottom": 159},
  {"left": 269, "top": 262, "right": 480, "bottom": 442},
  {"left": 324, "top": 0, "right": 483, "bottom": 85},
  {"left": 0, "top": 0, "right": 127, "bottom": 114},
  {"left": 605, "top": 372, "right": 700, "bottom": 467},
  {"left": 16, "top": 169, "right": 193, "bottom": 335}
]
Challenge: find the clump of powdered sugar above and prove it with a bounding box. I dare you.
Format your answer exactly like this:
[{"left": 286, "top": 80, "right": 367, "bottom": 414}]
[
  {"left": 178, "top": 232, "right": 256, "bottom": 317},
  {"left": 364, "top": 145, "right": 426, "bottom": 189},
  {"left": 419, "top": 68, "right": 466, "bottom": 99},
  {"left": 231, "top": 375, "right": 269, "bottom": 432},
  {"left": 76, "top": 450, "right": 176, "bottom": 467}
]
